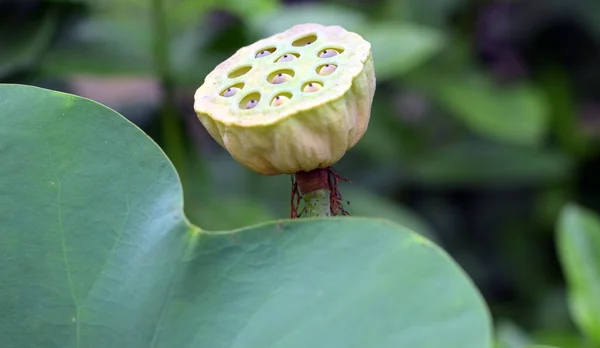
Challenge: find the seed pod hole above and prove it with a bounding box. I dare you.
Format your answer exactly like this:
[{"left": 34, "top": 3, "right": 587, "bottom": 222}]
[
  {"left": 318, "top": 48, "right": 342, "bottom": 58},
  {"left": 292, "top": 34, "right": 317, "bottom": 47},
  {"left": 239, "top": 92, "right": 261, "bottom": 110},
  {"left": 268, "top": 69, "right": 295, "bottom": 84},
  {"left": 271, "top": 93, "right": 292, "bottom": 107},
  {"left": 255, "top": 47, "right": 276, "bottom": 58},
  {"left": 220, "top": 83, "right": 244, "bottom": 97},
  {"left": 317, "top": 64, "right": 337, "bottom": 76},
  {"left": 302, "top": 82, "right": 323, "bottom": 93},
  {"left": 228, "top": 65, "right": 252, "bottom": 78},
  {"left": 276, "top": 53, "right": 300, "bottom": 63}
]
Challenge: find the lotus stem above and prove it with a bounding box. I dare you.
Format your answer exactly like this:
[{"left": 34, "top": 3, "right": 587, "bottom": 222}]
[
  {"left": 303, "top": 189, "right": 331, "bottom": 218},
  {"left": 293, "top": 168, "right": 340, "bottom": 218}
]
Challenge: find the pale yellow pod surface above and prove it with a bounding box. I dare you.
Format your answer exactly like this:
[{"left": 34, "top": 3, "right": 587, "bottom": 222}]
[{"left": 194, "top": 23, "right": 376, "bottom": 175}]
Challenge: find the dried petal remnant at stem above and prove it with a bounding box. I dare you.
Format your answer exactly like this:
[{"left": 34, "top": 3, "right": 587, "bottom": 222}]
[{"left": 291, "top": 167, "right": 351, "bottom": 218}]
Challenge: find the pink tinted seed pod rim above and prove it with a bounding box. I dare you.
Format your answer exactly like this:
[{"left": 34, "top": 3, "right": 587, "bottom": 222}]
[{"left": 193, "top": 23, "right": 371, "bottom": 127}]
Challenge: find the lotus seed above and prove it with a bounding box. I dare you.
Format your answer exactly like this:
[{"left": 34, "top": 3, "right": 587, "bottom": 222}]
[
  {"left": 222, "top": 87, "right": 240, "bottom": 97},
  {"left": 303, "top": 82, "right": 322, "bottom": 92},
  {"left": 277, "top": 54, "right": 296, "bottom": 62},
  {"left": 319, "top": 49, "right": 339, "bottom": 58},
  {"left": 271, "top": 72, "right": 293, "bottom": 84},
  {"left": 271, "top": 95, "right": 290, "bottom": 107},
  {"left": 245, "top": 100, "right": 258, "bottom": 109},
  {"left": 318, "top": 64, "right": 337, "bottom": 76},
  {"left": 256, "top": 50, "right": 272, "bottom": 58}
]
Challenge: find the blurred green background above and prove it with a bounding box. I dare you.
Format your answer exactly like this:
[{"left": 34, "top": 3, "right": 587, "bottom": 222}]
[{"left": 2, "top": 0, "right": 600, "bottom": 346}]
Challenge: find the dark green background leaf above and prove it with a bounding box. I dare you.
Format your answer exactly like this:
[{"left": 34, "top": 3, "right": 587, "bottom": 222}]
[
  {"left": 248, "top": 3, "right": 367, "bottom": 35},
  {"left": 410, "top": 141, "right": 573, "bottom": 187},
  {"left": 40, "top": 17, "right": 155, "bottom": 77},
  {"left": 360, "top": 23, "right": 445, "bottom": 80},
  {"left": 557, "top": 204, "right": 600, "bottom": 345},
  {"left": 435, "top": 77, "right": 548, "bottom": 146},
  {"left": 496, "top": 320, "right": 535, "bottom": 348},
  {"left": 248, "top": 4, "right": 445, "bottom": 80},
  {"left": 0, "top": 8, "right": 59, "bottom": 78}
]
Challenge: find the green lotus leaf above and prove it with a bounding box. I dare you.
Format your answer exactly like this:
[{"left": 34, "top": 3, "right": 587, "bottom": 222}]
[{"left": 0, "top": 84, "right": 492, "bottom": 347}]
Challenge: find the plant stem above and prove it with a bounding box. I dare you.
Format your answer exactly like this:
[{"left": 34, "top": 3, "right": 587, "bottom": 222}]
[
  {"left": 303, "top": 189, "right": 331, "bottom": 218},
  {"left": 294, "top": 168, "right": 333, "bottom": 218},
  {"left": 150, "top": 0, "right": 187, "bottom": 180}
]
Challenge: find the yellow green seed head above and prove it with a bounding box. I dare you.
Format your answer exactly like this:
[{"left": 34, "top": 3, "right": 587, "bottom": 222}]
[{"left": 194, "top": 23, "right": 376, "bottom": 175}]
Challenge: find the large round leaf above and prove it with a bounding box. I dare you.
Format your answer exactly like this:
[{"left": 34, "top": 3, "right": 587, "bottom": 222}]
[{"left": 0, "top": 84, "right": 493, "bottom": 347}]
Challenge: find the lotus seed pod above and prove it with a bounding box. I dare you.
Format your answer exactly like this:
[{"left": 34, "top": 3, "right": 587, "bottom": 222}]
[{"left": 194, "top": 23, "right": 376, "bottom": 175}]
